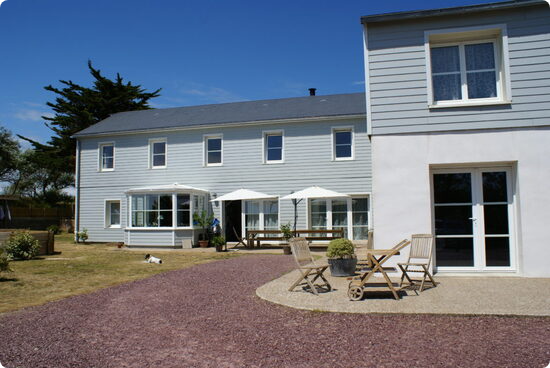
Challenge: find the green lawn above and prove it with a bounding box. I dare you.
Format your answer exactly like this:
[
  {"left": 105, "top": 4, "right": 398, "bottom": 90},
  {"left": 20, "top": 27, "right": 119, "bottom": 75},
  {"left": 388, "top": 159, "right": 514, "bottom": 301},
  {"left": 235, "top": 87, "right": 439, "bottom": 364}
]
[{"left": 0, "top": 233, "right": 239, "bottom": 314}]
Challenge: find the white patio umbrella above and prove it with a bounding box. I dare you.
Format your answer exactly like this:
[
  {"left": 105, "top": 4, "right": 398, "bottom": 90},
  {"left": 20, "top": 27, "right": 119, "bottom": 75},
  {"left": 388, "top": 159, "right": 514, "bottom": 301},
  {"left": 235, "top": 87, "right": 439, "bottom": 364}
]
[
  {"left": 211, "top": 188, "right": 277, "bottom": 202},
  {"left": 281, "top": 186, "right": 350, "bottom": 200},
  {"left": 281, "top": 186, "right": 350, "bottom": 231}
]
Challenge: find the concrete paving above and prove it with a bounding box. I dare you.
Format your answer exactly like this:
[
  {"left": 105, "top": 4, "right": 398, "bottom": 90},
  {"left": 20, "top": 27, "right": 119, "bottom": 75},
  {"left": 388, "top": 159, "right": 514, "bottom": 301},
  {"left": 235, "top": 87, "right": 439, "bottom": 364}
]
[{"left": 257, "top": 267, "right": 550, "bottom": 316}]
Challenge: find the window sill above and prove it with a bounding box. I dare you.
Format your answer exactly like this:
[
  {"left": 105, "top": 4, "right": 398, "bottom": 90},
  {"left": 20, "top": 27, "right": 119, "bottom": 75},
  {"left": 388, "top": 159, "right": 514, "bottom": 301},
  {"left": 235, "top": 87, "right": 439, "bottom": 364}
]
[
  {"left": 205, "top": 164, "right": 223, "bottom": 167},
  {"left": 264, "top": 161, "right": 285, "bottom": 165},
  {"left": 150, "top": 166, "right": 167, "bottom": 170},
  {"left": 333, "top": 157, "right": 355, "bottom": 162},
  {"left": 429, "top": 99, "right": 511, "bottom": 109},
  {"left": 106, "top": 225, "right": 121, "bottom": 229},
  {"left": 98, "top": 169, "right": 115, "bottom": 172}
]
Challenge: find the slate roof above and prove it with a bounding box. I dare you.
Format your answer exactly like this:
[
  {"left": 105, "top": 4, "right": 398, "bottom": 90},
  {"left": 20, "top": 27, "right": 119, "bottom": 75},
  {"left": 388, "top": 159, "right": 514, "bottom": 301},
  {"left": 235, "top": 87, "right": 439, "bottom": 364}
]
[
  {"left": 74, "top": 92, "right": 366, "bottom": 137},
  {"left": 360, "top": 0, "right": 544, "bottom": 24}
]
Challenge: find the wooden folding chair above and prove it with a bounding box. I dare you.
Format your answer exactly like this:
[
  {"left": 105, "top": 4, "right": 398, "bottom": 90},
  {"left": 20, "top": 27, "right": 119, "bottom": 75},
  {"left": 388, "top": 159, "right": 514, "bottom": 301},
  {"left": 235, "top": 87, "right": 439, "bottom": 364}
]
[
  {"left": 231, "top": 227, "right": 247, "bottom": 248},
  {"left": 288, "top": 237, "right": 332, "bottom": 295},
  {"left": 398, "top": 234, "right": 436, "bottom": 293},
  {"left": 348, "top": 239, "right": 410, "bottom": 301},
  {"left": 355, "top": 230, "right": 374, "bottom": 269}
]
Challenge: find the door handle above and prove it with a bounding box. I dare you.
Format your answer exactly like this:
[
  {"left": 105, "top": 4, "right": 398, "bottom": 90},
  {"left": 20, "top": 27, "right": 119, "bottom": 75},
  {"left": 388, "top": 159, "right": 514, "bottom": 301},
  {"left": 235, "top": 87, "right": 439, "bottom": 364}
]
[{"left": 469, "top": 217, "right": 477, "bottom": 221}]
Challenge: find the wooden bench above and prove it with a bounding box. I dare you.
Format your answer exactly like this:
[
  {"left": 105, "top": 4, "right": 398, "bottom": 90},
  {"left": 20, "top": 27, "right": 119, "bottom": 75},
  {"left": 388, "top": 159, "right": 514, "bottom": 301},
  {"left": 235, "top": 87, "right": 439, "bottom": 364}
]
[{"left": 246, "top": 229, "right": 344, "bottom": 248}]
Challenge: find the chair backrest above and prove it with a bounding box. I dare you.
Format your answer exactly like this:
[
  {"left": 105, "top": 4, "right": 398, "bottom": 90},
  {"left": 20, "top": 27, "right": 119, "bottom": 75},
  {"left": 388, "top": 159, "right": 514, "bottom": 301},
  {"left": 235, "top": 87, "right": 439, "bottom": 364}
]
[
  {"left": 289, "top": 237, "right": 314, "bottom": 267},
  {"left": 408, "top": 234, "right": 434, "bottom": 264},
  {"left": 232, "top": 227, "right": 243, "bottom": 241},
  {"left": 366, "top": 230, "right": 374, "bottom": 250}
]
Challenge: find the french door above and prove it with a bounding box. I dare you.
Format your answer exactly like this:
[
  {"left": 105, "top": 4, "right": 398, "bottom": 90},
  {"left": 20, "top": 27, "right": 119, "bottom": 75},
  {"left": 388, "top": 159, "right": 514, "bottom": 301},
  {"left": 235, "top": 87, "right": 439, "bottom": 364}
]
[{"left": 432, "top": 167, "right": 515, "bottom": 272}]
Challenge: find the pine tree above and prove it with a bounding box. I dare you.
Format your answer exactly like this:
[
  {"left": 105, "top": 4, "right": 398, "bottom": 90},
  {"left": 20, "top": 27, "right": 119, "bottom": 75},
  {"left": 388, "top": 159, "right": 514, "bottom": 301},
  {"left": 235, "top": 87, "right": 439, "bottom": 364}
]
[
  {"left": 20, "top": 61, "right": 161, "bottom": 176},
  {"left": 0, "top": 127, "right": 20, "bottom": 183}
]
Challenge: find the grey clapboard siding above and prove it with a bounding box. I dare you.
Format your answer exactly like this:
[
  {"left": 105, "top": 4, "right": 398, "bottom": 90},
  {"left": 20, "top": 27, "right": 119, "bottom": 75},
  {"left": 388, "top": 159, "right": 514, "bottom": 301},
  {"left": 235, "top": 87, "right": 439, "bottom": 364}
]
[
  {"left": 126, "top": 230, "right": 173, "bottom": 246},
  {"left": 78, "top": 118, "right": 372, "bottom": 244},
  {"left": 366, "top": 4, "right": 550, "bottom": 135}
]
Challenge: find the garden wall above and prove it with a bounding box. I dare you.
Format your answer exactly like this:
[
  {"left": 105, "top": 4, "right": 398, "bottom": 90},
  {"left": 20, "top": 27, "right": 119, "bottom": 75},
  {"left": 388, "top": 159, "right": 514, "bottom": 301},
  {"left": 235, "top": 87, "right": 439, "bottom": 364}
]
[{"left": 0, "top": 230, "right": 55, "bottom": 256}]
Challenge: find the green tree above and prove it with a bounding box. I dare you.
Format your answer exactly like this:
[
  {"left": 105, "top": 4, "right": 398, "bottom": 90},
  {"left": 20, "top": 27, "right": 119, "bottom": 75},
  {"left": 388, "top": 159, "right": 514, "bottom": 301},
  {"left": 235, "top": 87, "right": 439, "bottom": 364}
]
[
  {"left": 6, "top": 149, "right": 73, "bottom": 205},
  {"left": 0, "top": 127, "right": 20, "bottom": 183},
  {"left": 20, "top": 60, "right": 161, "bottom": 176}
]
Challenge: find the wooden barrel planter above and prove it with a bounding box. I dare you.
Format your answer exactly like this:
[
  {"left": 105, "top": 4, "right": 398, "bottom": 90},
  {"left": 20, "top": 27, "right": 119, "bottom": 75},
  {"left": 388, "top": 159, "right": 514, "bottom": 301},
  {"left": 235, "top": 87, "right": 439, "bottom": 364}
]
[{"left": 0, "top": 230, "right": 55, "bottom": 255}]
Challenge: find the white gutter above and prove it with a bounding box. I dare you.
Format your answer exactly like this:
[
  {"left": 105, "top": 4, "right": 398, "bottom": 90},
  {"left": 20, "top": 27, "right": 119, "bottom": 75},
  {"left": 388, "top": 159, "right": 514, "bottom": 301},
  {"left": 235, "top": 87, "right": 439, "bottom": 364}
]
[
  {"left": 363, "top": 24, "right": 372, "bottom": 136},
  {"left": 74, "top": 139, "right": 81, "bottom": 242}
]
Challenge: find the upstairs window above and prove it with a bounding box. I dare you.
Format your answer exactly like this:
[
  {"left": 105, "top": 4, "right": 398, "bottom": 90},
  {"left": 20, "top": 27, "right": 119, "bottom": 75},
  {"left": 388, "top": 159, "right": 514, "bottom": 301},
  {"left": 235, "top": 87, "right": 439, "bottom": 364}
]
[
  {"left": 205, "top": 135, "right": 222, "bottom": 166},
  {"left": 99, "top": 143, "right": 114, "bottom": 171},
  {"left": 426, "top": 25, "right": 510, "bottom": 107},
  {"left": 150, "top": 139, "right": 167, "bottom": 168},
  {"left": 333, "top": 128, "right": 353, "bottom": 160},
  {"left": 431, "top": 42, "right": 497, "bottom": 102},
  {"left": 264, "top": 131, "right": 283, "bottom": 163}
]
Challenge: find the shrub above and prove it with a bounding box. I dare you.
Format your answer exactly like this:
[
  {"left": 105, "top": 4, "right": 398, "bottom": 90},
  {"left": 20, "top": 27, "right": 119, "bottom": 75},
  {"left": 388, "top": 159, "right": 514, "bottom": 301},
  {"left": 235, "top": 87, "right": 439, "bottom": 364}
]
[
  {"left": 5, "top": 231, "right": 40, "bottom": 260},
  {"left": 0, "top": 247, "right": 12, "bottom": 273},
  {"left": 47, "top": 225, "right": 61, "bottom": 235},
  {"left": 326, "top": 238, "right": 355, "bottom": 259},
  {"left": 280, "top": 223, "right": 293, "bottom": 241},
  {"left": 77, "top": 228, "right": 89, "bottom": 243},
  {"left": 210, "top": 236, "right": 226, "bottom": 247}
]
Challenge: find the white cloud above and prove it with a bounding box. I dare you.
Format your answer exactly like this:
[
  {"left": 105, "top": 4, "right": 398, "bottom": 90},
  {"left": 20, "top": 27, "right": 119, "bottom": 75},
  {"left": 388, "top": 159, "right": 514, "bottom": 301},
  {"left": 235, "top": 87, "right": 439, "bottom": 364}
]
[
  {"left": 177, "top": 83, "right": 246, "bottom": 104},
  {"left": 14, "top": 109, "right": 53, "bottom": 122},
  {"left": 16, "top": 135, "right": 43, "bottom": 150},
  {"left": 0, "top": 0, "right": 8, "bottom": 8}
]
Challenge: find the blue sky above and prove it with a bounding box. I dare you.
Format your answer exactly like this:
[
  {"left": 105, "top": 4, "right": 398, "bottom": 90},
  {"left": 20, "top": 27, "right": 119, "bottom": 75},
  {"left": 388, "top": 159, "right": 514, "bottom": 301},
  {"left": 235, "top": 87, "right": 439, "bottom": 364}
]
[{"left": 0, "top": 0, "right": 496, "bottom": 146}]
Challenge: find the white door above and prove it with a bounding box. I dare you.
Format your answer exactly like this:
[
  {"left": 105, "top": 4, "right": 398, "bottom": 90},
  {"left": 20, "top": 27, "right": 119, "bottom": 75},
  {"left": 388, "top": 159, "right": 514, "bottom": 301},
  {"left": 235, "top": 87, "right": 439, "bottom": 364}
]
[{"left": 432, "top": 167, "right": 515, "bottom": 272}]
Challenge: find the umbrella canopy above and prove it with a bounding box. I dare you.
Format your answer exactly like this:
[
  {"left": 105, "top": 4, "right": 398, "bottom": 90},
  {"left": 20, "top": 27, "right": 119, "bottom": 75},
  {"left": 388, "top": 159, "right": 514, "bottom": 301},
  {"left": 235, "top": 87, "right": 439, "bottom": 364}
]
[
  {"left": 281, "top": 186, "right": 349, "bottom": 200},
  {"left": 211, "top": 188, "right": 277, "bottom": 202}
]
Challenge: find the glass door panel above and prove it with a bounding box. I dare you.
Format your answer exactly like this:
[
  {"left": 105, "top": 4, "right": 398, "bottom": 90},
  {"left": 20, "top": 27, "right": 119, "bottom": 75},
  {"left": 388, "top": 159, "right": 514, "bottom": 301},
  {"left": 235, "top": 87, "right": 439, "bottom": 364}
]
[
  {"left": 332, "top": 199, "right": 348, "bottom": 239},
  {"left": 482, "top": 171, "right": 511, "bottom": 267},
  {"left": 433, "top": 168, "right": 514, "bottom": 271},
  {"left": 433, "top": 172, "right": 475, "bottom": 268},
  {"left": 435, "top": 238, "right": 474, "bottom": 267}
]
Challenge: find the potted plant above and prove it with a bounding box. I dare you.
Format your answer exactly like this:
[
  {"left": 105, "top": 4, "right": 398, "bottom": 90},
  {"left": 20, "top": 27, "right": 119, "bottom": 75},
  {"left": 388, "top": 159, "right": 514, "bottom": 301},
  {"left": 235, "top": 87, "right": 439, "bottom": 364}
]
[
  {"left": 76, "top": 228, "right": 88, "bottom": 244},
  {"left": 326, "top": 238, "right": 357, "bottom": 277},
  {"left": 193, "top": 210, "right": 214, "bottom": 248},
  {"left": 211, "top": 235, "right": 226, "bottom": 252},
  {"left": 280, "top": 222, "right": 293, "bottom": 255}
]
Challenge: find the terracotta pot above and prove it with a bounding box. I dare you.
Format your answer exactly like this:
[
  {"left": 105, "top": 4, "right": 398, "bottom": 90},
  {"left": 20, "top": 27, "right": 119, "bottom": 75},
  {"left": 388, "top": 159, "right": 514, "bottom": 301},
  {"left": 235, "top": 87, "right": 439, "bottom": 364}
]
[{"left": 199, "top": 240, "right": 209, "bottom": 248}]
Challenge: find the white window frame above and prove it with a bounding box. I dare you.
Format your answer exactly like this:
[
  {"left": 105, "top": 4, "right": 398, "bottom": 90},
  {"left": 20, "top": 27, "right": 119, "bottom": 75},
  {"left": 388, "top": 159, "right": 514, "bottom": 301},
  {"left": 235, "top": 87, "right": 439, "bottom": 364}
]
[
  {"left": 241, "top": 199, "right": 280, "bottom": 238},
  {"left": 127, "top": 192, "right": 208, "bottom": 230},
  {"left": 104, "top": 199, "right": 121, "bottom": 228},
  {"left": 204, "top": 134, "right": 223, "bottom": 167},
  {"left": 306, "top": 195, "right": 371, "bottom": 240},
  {"left": 148, "top": 138, "right": 167, "bottom": 169},
  {"left": 430, "top": 166, "right": 517, "bottom": 274},
  {"left": 98, "top": 142, "right": 115, "bottom": 172},
  {"left": 262, "top": 130, "right": 284, "bottom": 164},
  {"left": 331, "top": 126, "right": 354, "bottom": 161},
  {"left": 425, "top": 24, "right": 512, "bottom": 108}
]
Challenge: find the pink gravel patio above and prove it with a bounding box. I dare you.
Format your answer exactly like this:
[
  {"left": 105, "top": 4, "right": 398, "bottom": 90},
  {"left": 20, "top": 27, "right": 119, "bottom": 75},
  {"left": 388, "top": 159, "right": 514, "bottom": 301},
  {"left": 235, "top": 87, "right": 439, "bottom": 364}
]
[{"left": 0, "top": 255, "right": 549, "bottom": 368}]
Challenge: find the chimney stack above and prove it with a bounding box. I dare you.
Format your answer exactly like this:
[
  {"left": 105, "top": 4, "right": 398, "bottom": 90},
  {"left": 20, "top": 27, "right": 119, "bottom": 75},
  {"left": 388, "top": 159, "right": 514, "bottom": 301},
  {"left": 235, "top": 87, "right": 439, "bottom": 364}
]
[{"left": 308, "top": 88, "right": 316, "bottom": 96}]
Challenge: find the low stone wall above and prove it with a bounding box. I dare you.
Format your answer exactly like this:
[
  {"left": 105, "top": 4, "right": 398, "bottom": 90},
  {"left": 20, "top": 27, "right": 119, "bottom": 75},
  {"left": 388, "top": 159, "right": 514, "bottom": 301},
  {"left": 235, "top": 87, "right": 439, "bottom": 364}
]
[{"left": 0, "top": 230, "right": 55, "bottom": 255}]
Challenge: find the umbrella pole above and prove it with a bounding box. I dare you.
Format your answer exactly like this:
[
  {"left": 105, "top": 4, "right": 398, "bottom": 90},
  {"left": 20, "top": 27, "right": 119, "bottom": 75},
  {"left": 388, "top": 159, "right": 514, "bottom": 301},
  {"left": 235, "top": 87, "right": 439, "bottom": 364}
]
[{"left": 292, "top": 199, "right": 302, "bottom": 235}]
